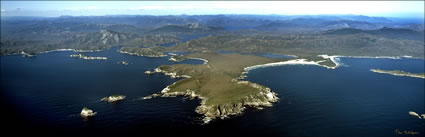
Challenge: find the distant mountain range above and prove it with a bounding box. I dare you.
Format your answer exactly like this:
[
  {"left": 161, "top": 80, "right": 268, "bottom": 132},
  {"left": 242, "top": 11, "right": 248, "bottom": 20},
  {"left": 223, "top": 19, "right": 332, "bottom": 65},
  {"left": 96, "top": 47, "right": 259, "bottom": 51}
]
[
  {"left": 1, "top": 14, "right": 424, "bottom": 57},
  {"left": 323, "top": 27, "right": 424, "bottom": 41},
  {"left": 149, "top": 23, "right": 224, "bottom": 33}
]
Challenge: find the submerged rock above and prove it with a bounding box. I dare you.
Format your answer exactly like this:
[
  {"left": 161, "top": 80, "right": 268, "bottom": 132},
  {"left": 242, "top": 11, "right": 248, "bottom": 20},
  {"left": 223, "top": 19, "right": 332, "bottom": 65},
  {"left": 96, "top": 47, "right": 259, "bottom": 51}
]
[
  {"left": 101, "top": 95, "right": 126, "bottom": 103},
  {"left": 80, "top": 107, "right": 97, "bottom": 117}
]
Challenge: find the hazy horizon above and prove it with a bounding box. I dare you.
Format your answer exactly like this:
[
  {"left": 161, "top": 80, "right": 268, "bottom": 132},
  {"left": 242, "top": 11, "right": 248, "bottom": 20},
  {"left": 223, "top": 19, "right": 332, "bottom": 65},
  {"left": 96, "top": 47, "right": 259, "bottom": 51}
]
[{"left": 1, "top": 1, "right": 424, "bottom": 19}]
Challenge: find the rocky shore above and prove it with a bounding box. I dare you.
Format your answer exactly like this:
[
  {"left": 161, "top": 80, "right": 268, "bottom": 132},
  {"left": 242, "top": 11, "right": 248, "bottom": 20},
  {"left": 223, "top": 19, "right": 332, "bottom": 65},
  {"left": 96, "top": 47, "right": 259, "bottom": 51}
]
[
  {"left": 143, "top": 65, "right": 279, "bottom": 124},
  {"left": 370, "top": 69, "right": 425, "bottom": 79},
  {"left": 80, "top": 107, "right": 97, "bottom": 117},
  {"left": 70, "top": 54, "right": 107, "bottom": 60},
  {"left": 144, "top": 67, "right": 191, "bottom": 78},
  {"left": 119, "top": 47, "right": 167, "bottom": 57},
  {"left": 101, "top": 95, "right": 126, "bottom": 103}
]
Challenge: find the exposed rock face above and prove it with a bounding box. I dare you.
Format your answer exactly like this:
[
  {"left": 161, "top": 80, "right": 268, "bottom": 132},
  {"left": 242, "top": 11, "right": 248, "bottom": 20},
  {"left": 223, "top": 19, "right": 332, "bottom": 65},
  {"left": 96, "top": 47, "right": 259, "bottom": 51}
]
[
  {"left": 185, "top": 23, "right": 202, "bottom": 29},
  {"left": 99, "top": 30, "right": 129, "bottom": 45},
  {"left": 80, "top": 107, "right": 97, "bottom": 117},
  {"left": 101, "top": 95, "right": 126, "bottom": 103},
  {"left": 194, "top": 88, "right": 278, "bottom": 123}
]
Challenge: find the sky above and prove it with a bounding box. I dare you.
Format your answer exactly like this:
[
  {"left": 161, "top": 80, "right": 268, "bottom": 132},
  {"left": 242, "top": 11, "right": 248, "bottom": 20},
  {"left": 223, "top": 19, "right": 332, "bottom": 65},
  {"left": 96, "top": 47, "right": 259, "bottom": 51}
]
[{"left": 1, "top": 1, "right": 424, "bottom": 18}]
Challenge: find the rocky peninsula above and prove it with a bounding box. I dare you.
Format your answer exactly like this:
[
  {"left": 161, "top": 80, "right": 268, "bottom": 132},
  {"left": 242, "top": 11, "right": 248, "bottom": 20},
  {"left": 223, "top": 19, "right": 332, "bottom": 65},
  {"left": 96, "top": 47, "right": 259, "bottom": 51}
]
[
  {"left": 143, "top": 52, "right": 283, "bottom": 123},
  {"left": 370, "top": 69, "right": 425, "bottom": 79},
  {"left": 142, "top": 52, "right": 347, "bottom": 123}
]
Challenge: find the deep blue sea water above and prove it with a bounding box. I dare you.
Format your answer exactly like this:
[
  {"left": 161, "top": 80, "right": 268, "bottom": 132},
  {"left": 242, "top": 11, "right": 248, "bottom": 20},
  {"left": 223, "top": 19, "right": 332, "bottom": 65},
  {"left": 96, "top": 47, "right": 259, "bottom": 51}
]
[
  {"left": 243, "top": 57, "right": 424, "bottom": 137},
  {"left": 1, "top": 49, "right": 424, "bottom": 137}
]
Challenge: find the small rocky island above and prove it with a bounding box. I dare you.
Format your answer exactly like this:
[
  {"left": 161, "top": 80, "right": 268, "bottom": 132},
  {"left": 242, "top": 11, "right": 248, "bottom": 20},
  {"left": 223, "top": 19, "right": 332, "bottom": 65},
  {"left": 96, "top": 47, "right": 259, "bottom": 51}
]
[
  {"left": 80, "top": 107, "right": 97, "bottom": 117},
  {"left": 101, "top": 95, "right": 126, "bottom": 103},
  {"left": 121, "top": 61, "right": 129, "bottom": 65},
  {"left": 70, "top": 54, "right": 107, "bottom": 60},
  {"left": 370, "top": 69, "right": 425, "bottom": 79}
]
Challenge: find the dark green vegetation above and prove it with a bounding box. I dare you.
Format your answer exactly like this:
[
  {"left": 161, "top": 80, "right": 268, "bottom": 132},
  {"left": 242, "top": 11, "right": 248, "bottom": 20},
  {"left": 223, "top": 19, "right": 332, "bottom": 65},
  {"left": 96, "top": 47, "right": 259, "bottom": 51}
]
[{"left": 168, "top": 33, "right": 424, "bottom": 59}]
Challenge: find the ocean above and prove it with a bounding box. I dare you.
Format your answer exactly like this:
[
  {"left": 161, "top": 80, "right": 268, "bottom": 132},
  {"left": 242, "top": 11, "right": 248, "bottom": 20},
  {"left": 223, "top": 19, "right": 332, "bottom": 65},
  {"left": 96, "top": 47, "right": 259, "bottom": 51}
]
[{"left": 1, "top": 48, "right": 423, "bottom": 137}]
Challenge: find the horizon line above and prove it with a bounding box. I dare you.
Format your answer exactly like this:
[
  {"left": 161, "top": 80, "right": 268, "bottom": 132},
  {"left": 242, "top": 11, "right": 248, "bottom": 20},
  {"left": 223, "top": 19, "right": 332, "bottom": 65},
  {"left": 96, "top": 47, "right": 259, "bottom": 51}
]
[{"left": 1, "top": 13, "right": 424, "bottom": 19}]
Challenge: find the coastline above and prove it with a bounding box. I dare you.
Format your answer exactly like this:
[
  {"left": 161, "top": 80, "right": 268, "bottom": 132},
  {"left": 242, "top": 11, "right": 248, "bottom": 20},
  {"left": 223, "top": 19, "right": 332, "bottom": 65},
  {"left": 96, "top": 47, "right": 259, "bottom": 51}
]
[
  {"left": 370, "top": 69, "right": 425, "bottom": 79},
  {"left": 142, "top": 53, "right": 425, "bottom": 124},
  {"left": 244, "top": 54, "right": 341, "bottom": 73},
  {"left": 143, "top": 55, "right": 279, "bottom": 124},
  {"left": 1, "top": 48, "right": 104, "bottom": 58},
  {"left": 143, "top": 77, "right": 279, "bottom": 124},
  {"left": 70, "top": 54, "right": 108, "bottom": 60},
  {"left": 242, "top": 54, "right": 422, "bottom": 74},
  {"left": 186, "top": 57, "right": 209, "bottom": 64},
  {"left": 168, "top": 56, "right": 209, "bottom": 64},
  {"left": 119, "top": 49, "right": 168, "bottom": 58},
  {"left": 39, "top": 49, "right": 103, "bottom": 54}
]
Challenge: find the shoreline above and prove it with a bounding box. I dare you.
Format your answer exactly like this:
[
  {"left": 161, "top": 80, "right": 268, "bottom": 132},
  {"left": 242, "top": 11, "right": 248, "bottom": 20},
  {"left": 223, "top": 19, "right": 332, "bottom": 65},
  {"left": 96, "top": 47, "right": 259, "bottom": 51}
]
[
  {"left": 186, "top": 57, "right": 209, "bottom": 64},
  {"left": 70, "top": 54, "right": 108, "bottom": 60},
  {"left": 168, "top": 56, "right": 209, "bottom": 64},
  {"left": 143, "top": 62, "right": 279, "bottom": 124},
  {"left": 2, "top": 47, "right": 422, "bottom": 61},
  {"left": 118, "top": 49, "right": 168, "bottom": 58},
  {"left": 243, "top": 54, "right": 422, "bottom": 73},
  {"left": 244, "top": 54, "right": 341, "bottom": 72},
  {"left": 1, "top": 48, "right": 104, "bottom": 57},
  {"left": 39, "top": 49, "right": 103, "bottom": 54},
  {"left": 370, "top": 69, "right": 425, "bottom": 79},
  {"left": 143, "top": 78, "right": 279, "bottom": 124},
  {"left": 325, "top": 55, "right": 421, "bottom": 60}
]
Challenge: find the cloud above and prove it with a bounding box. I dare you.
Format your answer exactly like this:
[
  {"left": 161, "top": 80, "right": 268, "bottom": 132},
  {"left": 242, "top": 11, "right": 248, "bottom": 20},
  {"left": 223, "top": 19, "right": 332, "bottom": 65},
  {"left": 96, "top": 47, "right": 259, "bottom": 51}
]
[{"left": 1, "top": 9, "right": 5, "bottom": 12}]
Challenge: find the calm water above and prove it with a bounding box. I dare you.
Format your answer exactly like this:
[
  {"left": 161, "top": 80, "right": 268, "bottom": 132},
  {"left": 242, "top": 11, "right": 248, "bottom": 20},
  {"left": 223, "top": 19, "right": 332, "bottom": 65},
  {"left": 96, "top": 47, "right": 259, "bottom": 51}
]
[
  {"left": 1, "top": 49, "right": 424, "bottom": 137},
  {"left": 244, "top": 57, "right": 425, "bottom": 137}
]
